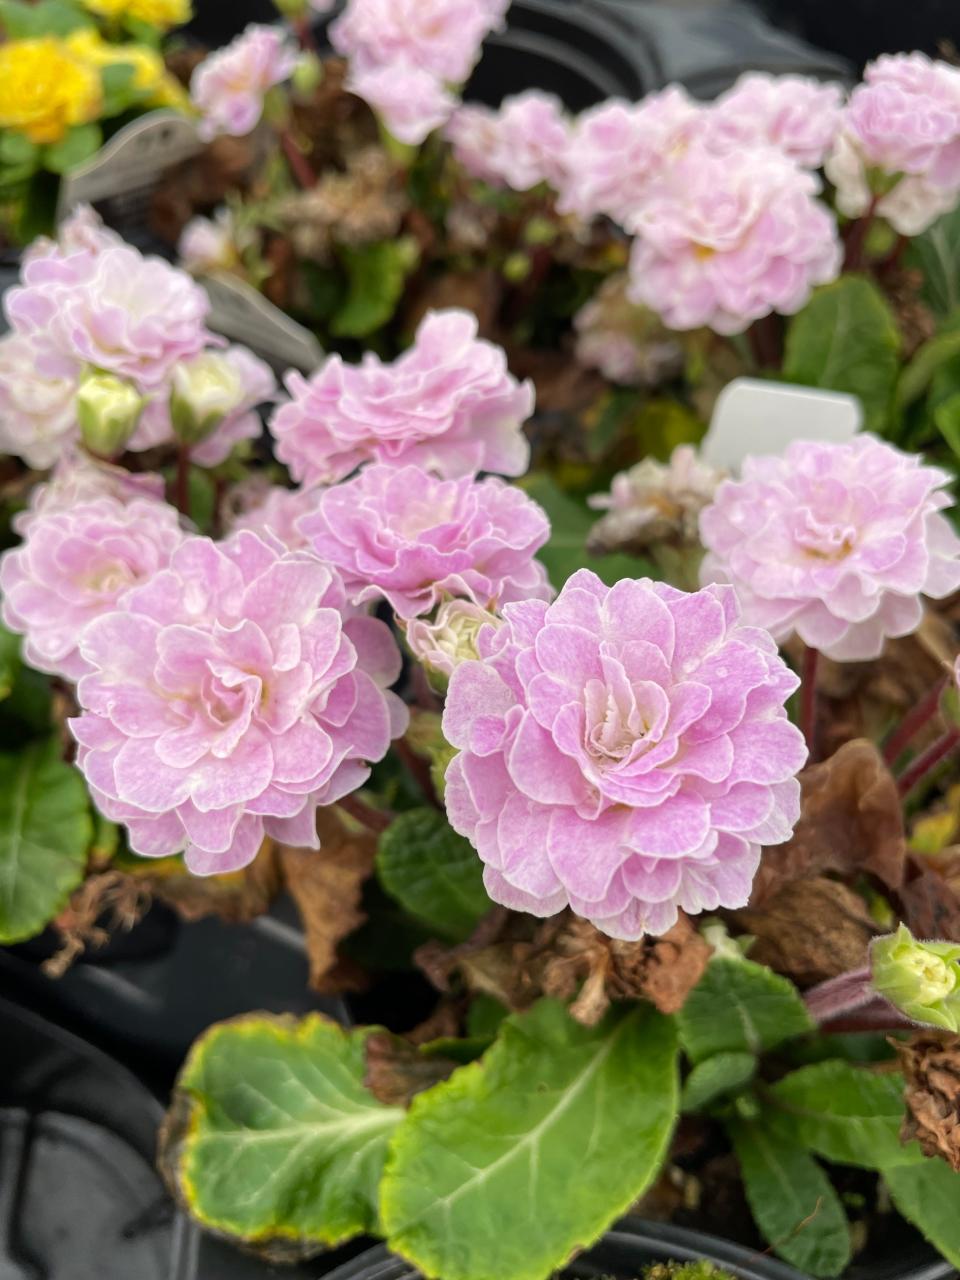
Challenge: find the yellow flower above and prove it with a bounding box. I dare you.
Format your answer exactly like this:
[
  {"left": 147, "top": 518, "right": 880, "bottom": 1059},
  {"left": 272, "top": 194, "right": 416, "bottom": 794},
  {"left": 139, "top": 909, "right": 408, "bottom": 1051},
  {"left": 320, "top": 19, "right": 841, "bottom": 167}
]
[
  {"left": 0, "top": 38, "right": 103, "bottom": 145},
  {"left": 65, "top": 29, "right": 190, "bottom": 110},
  {"left": 80, "top": 0, "right": 192, "bottom": 30}
]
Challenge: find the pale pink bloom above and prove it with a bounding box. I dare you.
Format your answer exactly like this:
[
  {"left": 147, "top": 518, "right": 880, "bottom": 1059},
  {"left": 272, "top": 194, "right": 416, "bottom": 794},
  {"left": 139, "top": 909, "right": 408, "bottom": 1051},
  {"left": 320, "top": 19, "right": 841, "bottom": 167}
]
[
  {"left": 23, "top": 203, "right": 121, "bottom": 268},
  {"left": 627, "top": 145, "right": 841, "bottom": 335},
  {"left": 826, "top": 53, "right": 960, "bottom": 234},
  {"left": 300, "top": 463, "right": 552, "bottom": 620},
  {"left": 271, "top": 309, "right": 533, "bottom": 485},
  {"left": 0, "top": 332, "right": 80, "bottom": 469},
  {"left": 129, "top": 345, "right": 275, "bottom": 464},
  {"left": 704, "top": 73, "right": 845, "bottom": 169},
  {"left": 228, "top": 482, "right": 324, "bottom": 551},
  {"left": 558, "top": 88, "right": 703, "bottom": 225},
  {"left": 0, "top": 496, "right": 184, "bottom": 681},
  {"left": 446, "top": 91, "right": 571, "bottom": 191},
  {"left": 15, "top": 453, "right": 166, "bottom": 535},
  {"left": 7, "top": 243, "right": 210, "bottom": 391},
  {"left": 330, "top": 0, "right": 508, "bottom": 86},
  {"left": 700, "top": 435, "right": 960, "bottom": 662},
  {"left": 347, "top": 61, "right": 455, "bottom": 146},
  {"left": 191, "top": 24, "right": 299, "bottom": 141},
  {"left": 443, "top": 569, "right": 806, "bottom": 940},
  {"left": 589, "top": 446, "right": 723, "bottom": 550},
  {"left": 406, "top": 599, "right": 501, "bottom": 677},
  {"left": 70, "top": 532, "right": 407, "bottom": 874},
  {"left": 178, "top": 209, "right": 240, "bottom": 275}
]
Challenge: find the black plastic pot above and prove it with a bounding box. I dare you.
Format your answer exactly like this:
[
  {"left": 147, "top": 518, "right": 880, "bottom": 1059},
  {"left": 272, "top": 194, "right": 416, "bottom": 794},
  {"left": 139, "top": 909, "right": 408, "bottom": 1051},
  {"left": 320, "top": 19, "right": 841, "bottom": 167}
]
[
  {"left": 0, "top": 899, "right": 348, "bottom": 1095},
  {"left": 750, "top": 0, "right": 960, "bottom": 71}
]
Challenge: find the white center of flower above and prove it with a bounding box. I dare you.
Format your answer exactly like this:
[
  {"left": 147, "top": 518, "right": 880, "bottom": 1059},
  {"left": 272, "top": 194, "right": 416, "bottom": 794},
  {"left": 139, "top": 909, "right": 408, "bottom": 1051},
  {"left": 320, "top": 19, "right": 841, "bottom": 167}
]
[{"left": 902, "top": 951, "right": 957, "bottom": 1003}]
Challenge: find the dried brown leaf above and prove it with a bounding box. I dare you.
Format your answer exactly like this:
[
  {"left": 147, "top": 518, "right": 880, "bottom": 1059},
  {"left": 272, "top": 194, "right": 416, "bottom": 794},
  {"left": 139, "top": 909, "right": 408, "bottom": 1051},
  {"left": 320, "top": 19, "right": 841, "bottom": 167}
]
[
  {"left": 899, "top": 855, "right": 960, "bottom": 942},
  {"left": 363, "top": 1031, "right": 458, "bottom": 1107},
  {"left": 732, "top": 876, "right": 878, "bottom": 987},
  {"left": 750, "top": 739, "right": 905, "bottom": 904},
  {"left": 45, "top": 870, "right": 152, "bottom": 977},
  {"left": 895, "top": 1032, "right": 960, "bottom": 1171},
  {"left": 276, "top": 808, "right": 377, "bottom": 994},
  {"left": 145, "top": 838, "right": 280, "bottom": 924}
]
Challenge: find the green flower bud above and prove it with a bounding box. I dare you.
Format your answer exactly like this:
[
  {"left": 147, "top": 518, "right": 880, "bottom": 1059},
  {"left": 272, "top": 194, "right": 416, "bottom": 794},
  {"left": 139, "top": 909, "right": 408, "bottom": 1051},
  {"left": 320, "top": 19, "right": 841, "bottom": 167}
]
[
  {"left": 169, "top": 352, "right": 244, "bottom": 447},
  {"left": 77, "top": 370, "right": 145, "bottom": 458},
  {"left": 871, "top": 923, "right": 960, "bottom": 1031},
  {"left": 292, "top": 52, "right": 324, "bottom": 97},
  {"left": 272, "top": 0, "right": 309, "bottom": 17}
]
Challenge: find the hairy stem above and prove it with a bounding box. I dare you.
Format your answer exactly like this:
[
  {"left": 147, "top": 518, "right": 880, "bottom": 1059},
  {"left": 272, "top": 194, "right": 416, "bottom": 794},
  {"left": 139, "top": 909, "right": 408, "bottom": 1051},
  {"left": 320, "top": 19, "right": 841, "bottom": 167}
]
[
  {"left": 897, "top": 726, "right": 960, "bottom": 798},
  {"left": 800, "top": 645, "right": 819, "bottom": 760},
  {"left": 338, "top": 793, "right": 393, "bottom": 834},
  {"left": 883, "top": 677, "right": 947, "bottom": 765}
]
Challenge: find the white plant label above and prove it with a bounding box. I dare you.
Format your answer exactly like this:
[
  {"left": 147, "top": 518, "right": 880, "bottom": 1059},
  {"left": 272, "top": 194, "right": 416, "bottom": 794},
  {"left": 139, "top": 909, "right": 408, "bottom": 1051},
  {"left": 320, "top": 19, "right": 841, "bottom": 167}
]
[
  {"left": 57, "top": 110, "right": 203, "bottom": 228},
  {"left": 701, "top": 377, "right": 863, "bottom": 472},
  {"left": 202, "top": 271, "right": 324, "bottom": 373}
]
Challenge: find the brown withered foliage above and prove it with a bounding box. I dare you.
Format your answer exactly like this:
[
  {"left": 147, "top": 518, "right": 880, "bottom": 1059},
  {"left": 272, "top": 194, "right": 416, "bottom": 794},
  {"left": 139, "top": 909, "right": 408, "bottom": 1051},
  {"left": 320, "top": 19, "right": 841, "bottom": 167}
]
[
  {"left": 44, "top": 870, "right": 152, "bottom": 978},
  {"left": 418, "top": 910, "right": 711, "bottom": 1027},
  {"left": 146, "top": 839, "right": 280, "bottom": 924},
  {"left": 899, "top": 855, "right": 960, "bottom": 943},
  {"left": 733, "top": 876, "right": 880, "bottom": 987},
  {"left": 750, "top": 739, "right": 906, "bottom": 905},
  {"left": 363, "top": 1032, "right": 459, "bottom": 1107},
  {"left": 895, "top": 1032, "right": 960, "bottom": 1171},
  {"left": 276, "top": 808, "right": 378, "bottom": 994}
]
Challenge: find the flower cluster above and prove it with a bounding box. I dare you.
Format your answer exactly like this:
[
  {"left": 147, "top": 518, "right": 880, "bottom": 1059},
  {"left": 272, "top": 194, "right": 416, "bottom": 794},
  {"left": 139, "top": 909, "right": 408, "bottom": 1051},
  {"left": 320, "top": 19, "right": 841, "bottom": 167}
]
[
  {"left": 827, "top": 53, "right": 960, "bottom": 235},
  {"left": 443, "top": 570, "right": 806, "bottom": 939},
  {"left": 588, "top": 447, "right": 723, "bottom": 555},
  {"left": 190, "top": 24, "right": 299, "bottom": 141},
  {"left": 0, "top": 36, "right": 103, "bottom": 145},
  {"left": 300, "top": 464, "right": 551, "bottom": 619},
  {"left": 0, "top": 206, "right": 275, "bottom": 467},
  {"left": 446, "top": 92, "right": 571, "bottom": 191},
  {"left": 69, "top": 533, "right": 407, "bottom": 874},
  {"left": 80, "top": 0, "right": 191, "bottom": 29},
  {"left": 331, "top": 0, "right": 509, "bottom": 145},
  {"left": 699, "top": 435, "right": 960, "bottom": 661},
  {"left": 270, "top": 308, "right": 533, "bottom": 485}
]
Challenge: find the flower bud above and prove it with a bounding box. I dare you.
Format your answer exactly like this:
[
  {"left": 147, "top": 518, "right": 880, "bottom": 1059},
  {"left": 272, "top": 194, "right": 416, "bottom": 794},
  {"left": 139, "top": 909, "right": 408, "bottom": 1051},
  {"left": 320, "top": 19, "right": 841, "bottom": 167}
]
[
  {"left": 871, "top": 923, "right": 960, "bottom": 1032},
  {"left": 406, "top": 599, "right": 501, "bottom": 685},
  {"left": 292, "top": 52, "right": 324, "bottom": 97},
  {"left": 77, "top": 370, "right": 145, "bottom": 458},
  {"left": 169, "top": 352, "right": 245, "bottom": 446}
]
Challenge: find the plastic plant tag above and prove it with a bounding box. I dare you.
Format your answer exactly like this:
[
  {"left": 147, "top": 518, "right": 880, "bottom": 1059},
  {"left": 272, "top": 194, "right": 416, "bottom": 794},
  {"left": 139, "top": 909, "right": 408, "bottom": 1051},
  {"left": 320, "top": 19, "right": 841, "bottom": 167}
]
[
  {"left": 202, "top": 271, "right": 324, "bottom": 373},
  {"left": 701, "top": 377, "right": 862, "bottom": 471},
  {"left": 57, "top": 110, "right": 203, "bottom": 233}
]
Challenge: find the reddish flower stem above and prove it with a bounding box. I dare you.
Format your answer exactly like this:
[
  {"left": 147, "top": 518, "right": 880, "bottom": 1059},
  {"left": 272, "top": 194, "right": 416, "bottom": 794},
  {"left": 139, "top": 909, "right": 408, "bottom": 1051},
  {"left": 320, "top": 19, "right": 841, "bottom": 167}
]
[
  {"left": 280, "top": 129, "right": 317, "bottom": 189},
  {"left": 804, "top": 968, "right": 916, "bottom": 1034},
  {"left": 395, "top": 737, "right": 442, "bottom": 810},
  {"left": 883, "top": 677, "right": 947, "bottom": 765},
  {"left": 843, "top": 195, "right": 880, "bottom": 273},
  {"left": 338, "top": 794, "right": 393, "bottom": 834},
  {"left": 293, "top": 15, "right": 318, "bottom": 53},
  {"left": 896, "top": 726, "right": 960, "bottom": 798},
  {"left": 174, "top": 446, "right": 191, "bottom": 519},
  {"left": 800, "top": 644, "right": 819, "bottom": 760},
  {"left": 745, "top": 312, "right": 783, "bottom": 370}
]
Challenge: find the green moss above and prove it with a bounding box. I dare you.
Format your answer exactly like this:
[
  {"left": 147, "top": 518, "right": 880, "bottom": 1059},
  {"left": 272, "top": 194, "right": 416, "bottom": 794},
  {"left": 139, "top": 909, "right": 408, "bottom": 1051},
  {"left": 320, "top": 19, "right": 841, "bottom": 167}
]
[{"left": 642, "top": 1263, "right": 737, "bottom": 1280}]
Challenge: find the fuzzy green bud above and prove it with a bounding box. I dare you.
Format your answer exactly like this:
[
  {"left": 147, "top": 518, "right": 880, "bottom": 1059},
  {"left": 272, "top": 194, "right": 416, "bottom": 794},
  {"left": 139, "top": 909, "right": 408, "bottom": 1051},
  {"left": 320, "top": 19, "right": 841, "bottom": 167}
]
[
  {"left": 77, "top": 370, "right": 145, "bottom": 458},
  {"left": 871, "top": 923, "right": 960, "bottom": 1031},
  {"left": 272, "top": 0, "right": 309, "bottom": 16},
  {"left": 169, "top": 352, "right": 244, "bottom": 447},
  {"left": 292, "top": 51, "right": 324, "bottom": 97}
]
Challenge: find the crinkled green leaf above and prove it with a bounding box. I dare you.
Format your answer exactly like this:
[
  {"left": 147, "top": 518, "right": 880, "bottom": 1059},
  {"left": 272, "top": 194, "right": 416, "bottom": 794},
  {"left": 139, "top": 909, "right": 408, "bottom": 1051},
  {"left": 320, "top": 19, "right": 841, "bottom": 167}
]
[
  {"left": 376, "top": 807, "right": 490, "bottom": 942},
  {"left": 729, "top": 1119, "right": 852, "bottom": 1278},
  {"left": 0, "top": 131, "right": 40, "bottom": 171},
  {"left": 681, "top": 1051, "right": 756, "bottom": 1112},
  {"left": 100, "top": 63, "right": 142, "bottom": 117},
  {"left": 764, "top": 1060, "right": 922, "bottom": 1169},
  {"left": 162, "top": 1014, "right": 404, "bottom": 1250},
  {"left": 0, "top": 737, "right": 92, "bottom": 943},
  {"left": 676, "top": 957, "right": 813, "bottom": 1064},
  {"left": 331, "top": 239, "right": 419, "bottom": 339},
  {"left": 907, "top": 206, "right": 960, "bottom": 317},
  {"left": 522, "top": 474, "right": 653, "bottom": 589},
  {"left": 43, "top": 123, "right": 103, "bottom": 175},
  {"left": 381, "top": 1000, "right": 678, "bottom": 1280},
  {"left": 0, "top": 0, "right": 91, "bottom": 36},
  {"left": 783, "top": 276, "right": 901, "bottom": 430},
  {"left": 885, "top": 1159, "right": 960, "bottom": 1268},
  {"left": 895, "top": 325, "right": 960, "bottom": 413}
]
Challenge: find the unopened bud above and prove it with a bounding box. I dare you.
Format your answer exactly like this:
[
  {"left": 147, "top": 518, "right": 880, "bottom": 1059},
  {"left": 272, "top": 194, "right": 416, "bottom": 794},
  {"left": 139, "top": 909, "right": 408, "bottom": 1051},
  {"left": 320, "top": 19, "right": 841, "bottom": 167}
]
[
  {"left": 406, "top": 599, "right": 500, "bottom": 686},
  {"left": 871, "top": 923, "right": 960, "bottom": 1032},
  {"left": 292, "top": 51, "right": 324, "bottom": 97},
  {"left": 77, "top": 370, "right": 145, "bottom": 458},
  {"left": 170, "top": 352, "right": 244, "bottom": 446}
]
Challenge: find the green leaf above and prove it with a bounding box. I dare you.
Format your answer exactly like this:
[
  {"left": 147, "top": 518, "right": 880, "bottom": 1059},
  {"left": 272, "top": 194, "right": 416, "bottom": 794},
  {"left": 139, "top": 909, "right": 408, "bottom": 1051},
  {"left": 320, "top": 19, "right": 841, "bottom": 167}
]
[
  {"left": 100, "top": 63, "right": 142, "bottom": 118},
  {"left": 161, "top": 1013, "right": 405, "bottom": 1249},
  {"left": 895, "top": 325, "right": 960, "bottom": 414},
  {"left": 521, "top": 473, "right": 653, "bottom": 589},
  {"left": 676, "top": 957, "right": 814, "bottom": 1065},
  {"left": 783, "top": 276, "right": 901, "bottom": 431},
  {"left": 381, "top": 1000, "right": 678, "bottom": 1280},
  {"left": 0, "top": 0, "right": 91, "bottom": 36},
  {"left": 764, "top": 1060, "right": 923, "bottom": 1170},
  {"left": 43, "top": 123, "right": 103, "bottom": 176},
  {"left": 0, "top": 131, "right": 39, "bottom": 170},
  {"left": 681, "top": 1052, "right": 756, "bottom": 1112},
  {"left": 331, "top": 240, "right": 419, "bottom": 339},
  {"left": 907, "top": 205, "right": 960, "bottom": 317},
  {"left": 728, "top": 1120, "right": 852, "bottom": 1278},
  {"left": 934, "top": 393, "right": 960, "bottom": 459},
  {"left": 885, "top": 1159, "right": 960, "bottom": 1268},
  {"left": 0, "top": 737, "right": 92, "bottom": 944},
  {"left": 0, "top": 623, "right": 21, "bottom": 702},
  {"left": 376, "top": 807, "right": 490, "bottom": 943}
]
